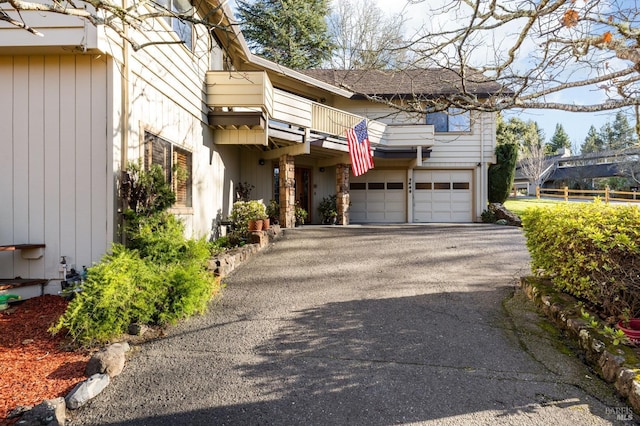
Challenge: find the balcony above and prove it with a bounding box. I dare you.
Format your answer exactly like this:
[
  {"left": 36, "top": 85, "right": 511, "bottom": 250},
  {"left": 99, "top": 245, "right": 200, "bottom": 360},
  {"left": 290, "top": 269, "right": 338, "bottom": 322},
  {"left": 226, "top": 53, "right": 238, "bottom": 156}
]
[
  {"left": 0, "top": 9, "right": 100, "bottom": 54},
  {"left": 205, "top": 70, "right": 434, "bottom": 149}
]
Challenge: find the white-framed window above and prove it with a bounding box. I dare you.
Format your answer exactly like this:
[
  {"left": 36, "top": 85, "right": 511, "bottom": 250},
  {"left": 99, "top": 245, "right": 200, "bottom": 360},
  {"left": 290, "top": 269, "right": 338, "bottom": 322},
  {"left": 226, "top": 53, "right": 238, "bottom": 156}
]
[
  {"left": 426, "top": 108, "right": 471, "bottom": 132},
  {"left": 144, "top": 131, "right": 193, "bottom": 208},
  {"left": 157, "top": 0, "right": 194, "bottom": 51}
]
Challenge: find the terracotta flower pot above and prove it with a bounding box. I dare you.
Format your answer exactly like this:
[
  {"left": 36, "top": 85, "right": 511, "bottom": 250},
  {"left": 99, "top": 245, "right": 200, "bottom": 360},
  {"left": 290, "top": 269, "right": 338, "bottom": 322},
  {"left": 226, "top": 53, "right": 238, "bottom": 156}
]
[
  {"left": 617, "top": 319, "right": 640, "bottom": 343},
  {"left": 263, "top": 218, "right": 270, "bottom": 230},
  {"left": 248, "top": 219, "right": 263, "bottom": 231}
]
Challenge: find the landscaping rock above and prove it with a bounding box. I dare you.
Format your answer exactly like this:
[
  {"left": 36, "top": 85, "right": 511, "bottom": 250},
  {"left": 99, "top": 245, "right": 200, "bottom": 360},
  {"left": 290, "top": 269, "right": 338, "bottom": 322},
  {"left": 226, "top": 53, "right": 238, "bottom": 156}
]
[
  {"left": 128, "top": 323, "right": 148, "bottom": 336},
  {"left": 8, "top": 405, "right": 33, "bottom": 419},
  {"left": 85, "top": 342, "right": 130, "bottom": 378},
  {"left": 488, "top": 203, "right": 522, "bottom": 226},
  {"left": 65, "top": 374, "right": 110, "bottom": 410},
  {"left": 17, "top": 397, "right": 65, "bottom": 426}
]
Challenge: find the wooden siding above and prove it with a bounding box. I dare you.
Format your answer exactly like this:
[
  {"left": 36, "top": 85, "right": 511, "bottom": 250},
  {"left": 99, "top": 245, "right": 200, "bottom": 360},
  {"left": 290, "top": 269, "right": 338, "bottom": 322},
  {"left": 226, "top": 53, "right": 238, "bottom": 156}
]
[
  {"left": 0, "top": 55, "right": 111, "bottom": 282},
  {"left": 206, "top": 71, "right": 274, "bottom": 117},
  {"left": 382, "top": 125, "right": 435, "bottom": 146},
  {"left": 0, "top": 9, "right": 98, "bottom": 53},
  {"left": 116, "top": 19, "right": 241, "bottom": 238},
  {"left": 274, "top": 89, "right": 312, "bottom": 128}
]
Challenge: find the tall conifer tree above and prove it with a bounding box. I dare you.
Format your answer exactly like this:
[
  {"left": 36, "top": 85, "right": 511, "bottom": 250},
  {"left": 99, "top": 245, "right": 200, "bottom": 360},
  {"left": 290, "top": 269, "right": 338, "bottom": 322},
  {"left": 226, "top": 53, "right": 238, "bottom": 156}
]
[{"left": 236, "top": 0, "right": 334, "bottom": 69}]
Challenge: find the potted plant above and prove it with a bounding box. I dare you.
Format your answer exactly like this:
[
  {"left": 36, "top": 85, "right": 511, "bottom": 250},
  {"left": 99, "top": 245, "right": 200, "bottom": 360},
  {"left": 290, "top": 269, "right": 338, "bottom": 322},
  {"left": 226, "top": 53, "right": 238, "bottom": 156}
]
[
  {"left": 617, "top": 310, "right": 640, "bottom": 343},
  {"left": 295, "top": 204, "right": 308, "bottom": 227},
  {"left": 266, "top": 199, "right": 279, "bottom": 225},
  {"left": 318, "top": 194, "right": 338, "bottom": 225},
  {"left": 246, "top": 200, "right": 267, "bottom": 232},
  {"left": 230, "top": 200, "right": 266, "bottom": 234}
]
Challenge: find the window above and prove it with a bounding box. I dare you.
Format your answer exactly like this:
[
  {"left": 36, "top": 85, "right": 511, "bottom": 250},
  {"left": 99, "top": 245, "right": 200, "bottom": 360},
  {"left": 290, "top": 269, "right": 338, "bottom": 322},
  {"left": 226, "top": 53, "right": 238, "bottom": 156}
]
[
  {"left": 426, "top": 108, "right": 471, "bottom": 132},
  {"left": 144, "top": 131, "right": 192, "bottom": 208},
  {"left": 157, "top": 0, "right": 193, "bottom": 50}
]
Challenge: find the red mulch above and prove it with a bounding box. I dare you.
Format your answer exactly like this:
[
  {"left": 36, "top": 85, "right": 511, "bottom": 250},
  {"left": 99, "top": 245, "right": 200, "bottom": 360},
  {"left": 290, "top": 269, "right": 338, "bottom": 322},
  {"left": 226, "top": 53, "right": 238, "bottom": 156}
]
[{"left": 0, "top": 295, "right": 89, "bottom": 423}]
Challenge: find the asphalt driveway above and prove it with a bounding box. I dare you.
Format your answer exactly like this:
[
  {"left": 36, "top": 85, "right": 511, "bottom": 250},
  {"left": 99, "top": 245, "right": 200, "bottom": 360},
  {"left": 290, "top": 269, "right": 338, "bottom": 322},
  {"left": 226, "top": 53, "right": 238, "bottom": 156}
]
[{"left": 70, "top": 225, "right": 633, "bottom": 425}]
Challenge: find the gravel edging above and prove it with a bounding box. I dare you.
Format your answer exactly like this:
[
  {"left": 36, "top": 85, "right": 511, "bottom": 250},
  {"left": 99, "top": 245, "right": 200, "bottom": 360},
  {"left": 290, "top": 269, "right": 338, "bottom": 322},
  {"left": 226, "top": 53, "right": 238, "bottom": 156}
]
[{"left": 520, "top": 276, "right": 640, "bottom": 413}]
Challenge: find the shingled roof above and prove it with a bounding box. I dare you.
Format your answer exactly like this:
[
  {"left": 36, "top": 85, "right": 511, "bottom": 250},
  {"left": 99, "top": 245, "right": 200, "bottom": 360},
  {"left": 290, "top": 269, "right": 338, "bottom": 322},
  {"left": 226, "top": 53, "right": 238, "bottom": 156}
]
[{"left": 299, "top": 69, "right": 506, "bottom": 98}]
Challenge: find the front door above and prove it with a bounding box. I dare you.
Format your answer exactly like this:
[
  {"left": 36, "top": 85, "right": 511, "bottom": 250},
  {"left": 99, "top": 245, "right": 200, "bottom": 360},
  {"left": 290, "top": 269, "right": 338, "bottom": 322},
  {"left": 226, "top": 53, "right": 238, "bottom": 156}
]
[{"left": 295, "top": 167, "right": 312, "bottom": 223}]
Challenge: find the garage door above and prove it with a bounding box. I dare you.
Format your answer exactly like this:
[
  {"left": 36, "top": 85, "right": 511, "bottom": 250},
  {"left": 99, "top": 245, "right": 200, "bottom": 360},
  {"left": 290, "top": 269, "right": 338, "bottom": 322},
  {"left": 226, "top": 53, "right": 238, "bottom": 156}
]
[
  {"left": 350, "top": 170, "right": 406, "bottom": 223},
  {"left": 413, "top": 170, "right": 473, "bottom": 222}
]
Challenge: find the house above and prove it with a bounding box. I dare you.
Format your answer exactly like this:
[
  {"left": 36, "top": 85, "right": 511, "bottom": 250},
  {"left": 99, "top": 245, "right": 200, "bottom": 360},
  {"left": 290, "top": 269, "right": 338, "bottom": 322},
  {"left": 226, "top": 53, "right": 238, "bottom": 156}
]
[
  {"left": 0, "top": 0, "right": 503, "bottom": 299},
  {"left": 514, "top": 148, "right": 640, "bottom": 193}
]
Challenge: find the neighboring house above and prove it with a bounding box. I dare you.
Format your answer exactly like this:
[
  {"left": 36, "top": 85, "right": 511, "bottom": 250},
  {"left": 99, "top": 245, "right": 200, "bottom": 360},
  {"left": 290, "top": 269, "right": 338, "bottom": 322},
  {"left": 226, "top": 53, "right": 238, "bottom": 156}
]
[
  {"left": 0, "top": 0, "right": 502, "bottom": 298},
  {"left": 513, "top": 148, "right": 572, "bottom": 195},
  {"left": 514, "top": 148, "right": 640, "bottom": 193}
]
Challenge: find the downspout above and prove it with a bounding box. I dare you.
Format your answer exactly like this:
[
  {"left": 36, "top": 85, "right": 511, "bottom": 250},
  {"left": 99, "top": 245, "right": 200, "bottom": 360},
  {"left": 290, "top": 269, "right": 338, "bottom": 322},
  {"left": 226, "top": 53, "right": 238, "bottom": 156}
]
[
  {"left": 119, "top": 25, "right": 130, "bottom": 243},
  {"left": 480, "top": 113, "right": 485, "bottom": 221}
]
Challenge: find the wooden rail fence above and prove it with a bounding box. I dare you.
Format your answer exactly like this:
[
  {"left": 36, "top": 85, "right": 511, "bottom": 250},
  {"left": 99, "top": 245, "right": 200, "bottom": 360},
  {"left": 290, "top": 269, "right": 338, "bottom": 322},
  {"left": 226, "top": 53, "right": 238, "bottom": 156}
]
[{"left": 536, "top": 186, "right": 640, "bottom": 203}]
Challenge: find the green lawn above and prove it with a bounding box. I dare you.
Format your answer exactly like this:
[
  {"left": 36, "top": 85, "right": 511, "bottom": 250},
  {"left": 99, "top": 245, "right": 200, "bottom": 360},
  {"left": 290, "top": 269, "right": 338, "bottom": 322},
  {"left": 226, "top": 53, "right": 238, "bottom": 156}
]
[{"left": 504, "top": 197, "right": 563, "bottom": 217}]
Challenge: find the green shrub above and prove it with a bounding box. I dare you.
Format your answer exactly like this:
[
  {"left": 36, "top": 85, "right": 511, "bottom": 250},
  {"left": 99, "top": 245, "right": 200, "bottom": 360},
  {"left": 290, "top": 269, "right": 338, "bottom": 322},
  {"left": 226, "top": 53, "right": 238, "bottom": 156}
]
[
  {"left": 481, "top": 209, "right": 496, "bottom": 223},
  {"left": 156, "top": 261, "right": 216, "bottom": 325},
  {"left": 318, "top": 195, "right": 338, "bottom": 224},
  {"left": 52, "top": 162, "right": 221, "bottom": 346},
  {"left": 120, "top": 161, "right": 175, "bottom": 220},
  {"left": 488, "top": 143, "right": 518, "bottom": 203},
  {"left": 126, "top": 212, "right": 189, "bottom": 263},
  {"left": 209, "top": 236, "right": 231, "bottom": 255},
  {"left": 522, "top": 200, "right": 640, "bottom": 319},
  {"left": 50, "top": 246, "right": 160, "bottom": 345},
  {"left": 51, "top": 243, "right": 218, "bottom": 346},
  {"left": 52, "top": 217, "right": 218, "bottom": 346}
]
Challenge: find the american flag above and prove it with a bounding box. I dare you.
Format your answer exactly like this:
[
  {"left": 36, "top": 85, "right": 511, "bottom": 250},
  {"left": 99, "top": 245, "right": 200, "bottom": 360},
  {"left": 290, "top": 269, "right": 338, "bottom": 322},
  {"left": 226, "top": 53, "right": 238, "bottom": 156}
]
[{"left": 346, "top": 119, "right": 374, "bottom": 176}]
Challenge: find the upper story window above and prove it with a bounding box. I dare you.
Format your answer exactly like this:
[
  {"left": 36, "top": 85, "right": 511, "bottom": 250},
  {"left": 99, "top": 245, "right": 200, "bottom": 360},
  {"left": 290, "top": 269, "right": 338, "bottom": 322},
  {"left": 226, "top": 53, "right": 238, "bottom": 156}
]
[
  {"left": 426, "top": 108, "right": 471, "bottom": 133},
  {"left": 144, "top": 131, "right": 193, "bottom": 208},
  {"left": 158, "top": 0, "right": 193, "bottom": 51}
]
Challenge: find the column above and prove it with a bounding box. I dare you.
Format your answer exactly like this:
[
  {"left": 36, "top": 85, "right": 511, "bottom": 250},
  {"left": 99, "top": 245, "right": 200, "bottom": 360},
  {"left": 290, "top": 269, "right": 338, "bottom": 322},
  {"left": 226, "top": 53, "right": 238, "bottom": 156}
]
[
  {"left": 279, "top": 155, "right": 296, "bottom": 228},
  {"left": 336, "top": 164, "right": 350, "bottom": 225}
]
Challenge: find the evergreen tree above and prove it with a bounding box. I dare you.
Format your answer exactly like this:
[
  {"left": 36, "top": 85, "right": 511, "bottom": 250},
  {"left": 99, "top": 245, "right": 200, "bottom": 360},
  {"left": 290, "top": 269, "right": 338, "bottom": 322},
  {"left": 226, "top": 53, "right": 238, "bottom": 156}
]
[
  {"left": 610, "top": 111, "right": 636, "bottom": 150},
  {"left": 236, "top": 0, "right": 335, "bottom": 69},
  {"left": 581, "top": 125, "right": 603, "bottom": 154},
  {"left": 599, "top": 122, "right": 616, "bottom": 151},
  {"left": 496, "top": 115, "right": 545, "bottom": 153},
  {"left": 547, "top": 123, "right": 571, "bottom": 154},
  {"left": 488, "top": 142, "right": 518, "bottom": 204}
]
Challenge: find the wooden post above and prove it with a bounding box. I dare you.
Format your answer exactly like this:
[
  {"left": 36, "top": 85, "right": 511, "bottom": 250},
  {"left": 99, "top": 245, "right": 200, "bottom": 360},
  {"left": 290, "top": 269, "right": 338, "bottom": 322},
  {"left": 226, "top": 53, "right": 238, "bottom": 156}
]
[
  {"left": 564, "top": 186, "right": 569, "bottom": 202},
  {"left": 536, "top": 186, "right": 540, "bottom": 199},
  {"left": 605, "top": 186, "right": 610, "bottom": 203}
]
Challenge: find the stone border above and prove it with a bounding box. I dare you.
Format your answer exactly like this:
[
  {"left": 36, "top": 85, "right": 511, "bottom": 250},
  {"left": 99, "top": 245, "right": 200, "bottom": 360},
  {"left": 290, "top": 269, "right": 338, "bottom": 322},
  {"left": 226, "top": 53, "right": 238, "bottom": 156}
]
[
  {"left": 207, "top": 225, "right": 282, "bottom": 277},
  {"left": 520, "top": 276, "right": 640, "bottom": 413}
]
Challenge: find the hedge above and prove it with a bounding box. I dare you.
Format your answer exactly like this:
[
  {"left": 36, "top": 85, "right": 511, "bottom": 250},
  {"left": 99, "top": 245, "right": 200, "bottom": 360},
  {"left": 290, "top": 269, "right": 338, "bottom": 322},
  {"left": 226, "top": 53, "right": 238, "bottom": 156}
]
[{"left": 522, "top": 200, "right": 640, "bottom": 319}]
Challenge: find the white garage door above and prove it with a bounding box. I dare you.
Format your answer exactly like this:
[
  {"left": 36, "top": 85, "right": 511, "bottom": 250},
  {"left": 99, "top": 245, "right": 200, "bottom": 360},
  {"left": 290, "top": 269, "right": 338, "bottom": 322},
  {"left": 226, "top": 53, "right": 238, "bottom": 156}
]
[
  {"left": 350, "top": 170, "right": 406, "bottom": 223},
  {"left": 413, "top": 170, "right": 473, "bottom": 222}
]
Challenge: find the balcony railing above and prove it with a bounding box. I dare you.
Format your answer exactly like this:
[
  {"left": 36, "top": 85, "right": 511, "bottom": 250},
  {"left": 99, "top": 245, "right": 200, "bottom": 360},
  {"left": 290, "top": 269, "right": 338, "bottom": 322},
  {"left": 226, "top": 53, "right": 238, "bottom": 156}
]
[{"left": 311, "top": 103, "right": 361, "bottom": 136}]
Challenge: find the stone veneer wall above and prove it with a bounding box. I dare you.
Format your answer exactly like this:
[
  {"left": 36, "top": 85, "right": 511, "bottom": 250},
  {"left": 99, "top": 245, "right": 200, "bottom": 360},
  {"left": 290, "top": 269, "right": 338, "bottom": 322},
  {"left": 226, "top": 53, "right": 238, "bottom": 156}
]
[
  {"left": 336, "top": 164, "right": 350, "bottom": 225},
  {"left": 279, "top": 155, "right": 295, "bottom": 228}
]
